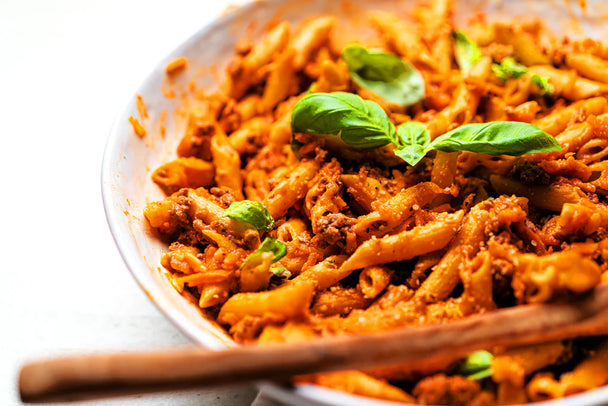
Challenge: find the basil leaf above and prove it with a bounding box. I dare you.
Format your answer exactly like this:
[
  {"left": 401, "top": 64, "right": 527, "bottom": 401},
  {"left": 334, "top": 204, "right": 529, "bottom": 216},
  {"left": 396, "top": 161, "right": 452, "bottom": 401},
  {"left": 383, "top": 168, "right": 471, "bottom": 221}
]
[
  {"left": 531, "top": 73, "right": 554, "bottom": 96},
  {"left": 491, "top": 57, "right": 553, "bottom": 96},
  {"left": 291, "top": 92, "right": 395, "bottom": 149},
  {"left": 342, "top": 45, "right": 424, "bottom": 107},
  {"left": 241, "top": 237, "right": 287, "bottom": 269},
  {"left": 457, "top": 351, "right": 493, "bottom": 380},
  {"left": 453, "top": 30, "right": 482, "bottom": 73},
  {"left": 491, "top": 57, "right": 528, "bottom": 81},
  {"left": 223, "top": 200, "right": 275, "bottom": 231},
  {"left": 270, "top": 267, "right": 291, "bottom": 278},
  {"left": 429, "top": 121, "right": 561, "bottom": 156},
  {"left": 393, "top": 121, "right": 430, "bottom": 166}
]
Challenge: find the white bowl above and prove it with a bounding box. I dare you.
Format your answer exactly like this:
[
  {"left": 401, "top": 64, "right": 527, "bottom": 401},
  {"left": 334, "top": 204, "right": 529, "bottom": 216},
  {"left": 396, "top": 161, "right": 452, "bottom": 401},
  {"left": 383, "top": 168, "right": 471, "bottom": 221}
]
[{"left": 101, "top": 0, "right": 608, "bottom": 404}]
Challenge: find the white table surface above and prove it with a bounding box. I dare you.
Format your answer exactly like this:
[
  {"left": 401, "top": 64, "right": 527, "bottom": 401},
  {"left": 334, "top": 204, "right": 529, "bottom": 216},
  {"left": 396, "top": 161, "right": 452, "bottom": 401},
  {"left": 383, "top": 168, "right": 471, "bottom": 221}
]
[{"left": 0, "top": 0, "right": 263, "bottom": 404}]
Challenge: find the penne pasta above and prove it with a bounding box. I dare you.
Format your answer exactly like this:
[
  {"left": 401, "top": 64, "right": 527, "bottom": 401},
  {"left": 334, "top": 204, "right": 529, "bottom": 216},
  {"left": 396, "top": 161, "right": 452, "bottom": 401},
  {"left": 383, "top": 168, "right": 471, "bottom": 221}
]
[
  {"left": 342, "top": 211, "right": 463, "bottom": 272},
  {"left": 142, "top": 3, "right": 608, "bottom": 403}
]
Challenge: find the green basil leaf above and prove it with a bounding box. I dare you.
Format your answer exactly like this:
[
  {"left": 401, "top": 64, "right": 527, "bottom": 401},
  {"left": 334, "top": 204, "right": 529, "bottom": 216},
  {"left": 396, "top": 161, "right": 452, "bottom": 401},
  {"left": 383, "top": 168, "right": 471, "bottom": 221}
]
[
  {"left": 457, "top": 351, "right": 493, "bottom": 380},
  {"left": 453, "top": 30, "right": 482, "bottom": 73},
  {"left": 291, "top": 92, "right": 395, "bottom": 149},
  {"left": 491, "top": 56, "right": 553, "bottom": 96},
  {"left": 491, "top": 57, "right": 528, "bottom": 81},
  {"left": 223, "top": 200, "right": 275, "bottom": 231},
  {"left": 393, "top": 121, "right": 431, "bottom": 166},
  {"left": 342, "top": 45, "right": 425, "bottom": 107},
  {"left": 531, "top": 73, "right": 555, "bottom": 96},
  {"left": 270, "top": 267, "right": 291, "bottom": 278},
  {"left": 466, "top": 368, "right": 493, "bottom": 380},
  {"left": 428, "top": 121, "right": 561, "bottom": 156},
  {"left": 241, "top": 237, "right": 287, "bottom": 269}
]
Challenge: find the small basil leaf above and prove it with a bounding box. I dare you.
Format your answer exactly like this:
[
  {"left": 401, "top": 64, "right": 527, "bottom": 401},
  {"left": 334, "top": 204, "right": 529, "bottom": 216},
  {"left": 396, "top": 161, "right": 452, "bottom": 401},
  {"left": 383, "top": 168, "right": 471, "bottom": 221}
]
[
  {"left": 457, "top": 351, "right": 493, "bottom": 380},
  {"left": 270, "top": 267, "right": 291, "bottom": 278},
  {"left": 428, "top": 122, "right": 561, "bottom": 156},
  {"left": 466, "top": 368, "right": 493, "bottom": 380},
  {"left": 241, "top": 237, "right": 287, "bottom": 269},
  {"left": 491, "top": 57, "right": 553, "bottom": 96},
  {"left": 491, "top": 57, "right": 528, "bottom": 81},
  {"left": 531, "top": 73, "right": 554, "bottom": 96},
  {"left": 393, "top": 121, "right": 430, "bottom": 166},
  {"left": 453, "top": 30, "right": 482, "bottom": 73},
  {"left": 291, "top": 92, "right": 395, "bottom": 149},
  {"left": 223, "top": 200, "right": 275, "bottom": 231},
  {"left": 342, "top": 45, "right": 425, "bottom": 107}
]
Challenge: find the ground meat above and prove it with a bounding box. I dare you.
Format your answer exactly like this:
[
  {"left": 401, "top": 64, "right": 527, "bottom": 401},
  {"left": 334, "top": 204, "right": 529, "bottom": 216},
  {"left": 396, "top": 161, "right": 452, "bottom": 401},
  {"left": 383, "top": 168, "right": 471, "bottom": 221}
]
[
  {"left": 177, "top": 119, "right": 215, "bottom": 161},
  {"left": 509, "top": 160, "right": 550, "bottom": 185},
  {"left": 413, "top": 374, "right": 482, "bottom": 405},
  {"left": 315, "top": 213, "right": 356, "bottom": 247},
  {"left": 217, "top": 98, "right": 241, "bottom": 134},
  {"left": 209, "top": 186, "right": 237, "bottom": 208}
]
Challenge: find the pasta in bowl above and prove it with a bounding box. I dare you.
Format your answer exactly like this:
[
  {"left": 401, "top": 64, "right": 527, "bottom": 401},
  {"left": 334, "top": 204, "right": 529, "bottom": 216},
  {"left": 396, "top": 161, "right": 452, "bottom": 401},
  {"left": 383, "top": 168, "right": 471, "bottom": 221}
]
[{"left": 102, "top": 0, "right": 608, "bottom": 404}]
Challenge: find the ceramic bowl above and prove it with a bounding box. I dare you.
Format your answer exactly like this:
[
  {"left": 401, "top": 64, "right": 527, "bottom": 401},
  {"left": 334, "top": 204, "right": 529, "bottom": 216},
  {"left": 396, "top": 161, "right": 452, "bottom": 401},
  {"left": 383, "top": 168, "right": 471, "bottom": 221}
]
[{"left": 101, "top": 0, "right": 608, "bottom": 404}]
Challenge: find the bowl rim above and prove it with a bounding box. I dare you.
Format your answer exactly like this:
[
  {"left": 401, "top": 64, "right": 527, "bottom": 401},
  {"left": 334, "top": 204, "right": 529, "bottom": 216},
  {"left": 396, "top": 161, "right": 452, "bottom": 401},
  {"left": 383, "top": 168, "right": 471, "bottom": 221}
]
[{"left": 100, "top": 1, "right": 608, "bottom": 405}]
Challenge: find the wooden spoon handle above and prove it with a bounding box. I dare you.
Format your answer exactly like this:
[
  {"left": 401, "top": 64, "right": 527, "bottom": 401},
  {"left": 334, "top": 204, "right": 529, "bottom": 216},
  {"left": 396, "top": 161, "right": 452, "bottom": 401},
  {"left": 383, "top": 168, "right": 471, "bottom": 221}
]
[{"left": 20, "top": 284, "right": 608, "bottom": 403}]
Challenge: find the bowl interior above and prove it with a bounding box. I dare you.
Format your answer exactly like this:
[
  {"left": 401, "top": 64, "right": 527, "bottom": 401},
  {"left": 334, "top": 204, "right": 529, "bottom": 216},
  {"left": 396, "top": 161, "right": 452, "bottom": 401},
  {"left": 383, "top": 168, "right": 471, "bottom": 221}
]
[{"left": 102, "top": 0, "right": 608, "bottom": 404}]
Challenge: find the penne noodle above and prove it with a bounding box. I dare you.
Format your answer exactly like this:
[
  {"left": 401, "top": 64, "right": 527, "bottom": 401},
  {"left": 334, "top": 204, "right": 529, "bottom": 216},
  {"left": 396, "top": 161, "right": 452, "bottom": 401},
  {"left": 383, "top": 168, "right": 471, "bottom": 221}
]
[
  {"left": 415, "top": 203, "right": 490, "bottom": 302},
  {"left": 210, "top": 132, "right": 244, "bottom": 199},
  {"left": 263, "top": 159, "right": 320, "bottom": 219},
  {"left": 290, "top": 17, "right": 335, "bottom": 70},
  {"left": 529, "top": 65, "right": 608, "bottom": 101},
  {"left": 342, "top": 211, "right": 463, "bottom": 272},
  {"left": 566, "top": 52, "right": 608, "bottom": 84},
  {"left": 218, "top": 280, "right": 315, "bottom": 326}
]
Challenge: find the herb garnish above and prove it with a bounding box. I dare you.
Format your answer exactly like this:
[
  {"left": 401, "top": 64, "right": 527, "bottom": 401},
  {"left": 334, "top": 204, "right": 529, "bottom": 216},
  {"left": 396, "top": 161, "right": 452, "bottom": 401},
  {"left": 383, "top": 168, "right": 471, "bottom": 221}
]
[
  {"left": 491, "top": 56, "right": 529, "bottom": 80},
  {"left": 429, "top": 121, "right": 561, "bottom": 156},
  {"left": 453, "top": 30, "right": 482, "bottom": 73},
  {"left": 291, "top": 92, "right": 395, "bottom": 149},
  {"left": 241, "top": 237, "right": 287, "bottom": 269},
  {"left": 223, "top": 200, "right": 275, "bottom": 231},
  {"left": 342, "top": 45, "right": 425, "bottom": 106},
  {"left": 291, "top": 92, "right": 561, "bottom": 166},
  {"left": 457, "top": 350, "right": 493, "bottom": 380},
  {"left": 531, "top": 74, "right": 555, "bottom": 96},
  {"left": 453, "top": 31, "right": 554, "bottom": 95},
  {"left": 270, "top": 267, "right": 291, "bottom": 278},
  {"left": 393, "top": 121, "right": 431, "bottom": 165}
]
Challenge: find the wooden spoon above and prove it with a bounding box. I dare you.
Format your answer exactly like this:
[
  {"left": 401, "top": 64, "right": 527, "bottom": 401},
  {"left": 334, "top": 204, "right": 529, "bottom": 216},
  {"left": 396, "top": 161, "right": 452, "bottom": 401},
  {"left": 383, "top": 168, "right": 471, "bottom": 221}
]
[{"left": 19, "top": 284, "right": 608, "bottom": 403}]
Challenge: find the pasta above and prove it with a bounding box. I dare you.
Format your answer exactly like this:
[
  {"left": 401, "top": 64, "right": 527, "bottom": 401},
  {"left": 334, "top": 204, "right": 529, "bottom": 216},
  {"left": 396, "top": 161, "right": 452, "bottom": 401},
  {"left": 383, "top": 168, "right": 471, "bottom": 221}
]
[{"left": 142, "top": 1, "right": 608, "bottom": 404}]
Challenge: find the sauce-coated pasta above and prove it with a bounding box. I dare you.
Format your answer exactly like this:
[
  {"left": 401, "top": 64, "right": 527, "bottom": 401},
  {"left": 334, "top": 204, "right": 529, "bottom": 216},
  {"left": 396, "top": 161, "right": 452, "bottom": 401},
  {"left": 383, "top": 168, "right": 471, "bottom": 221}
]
[{"left": 143, "top": 1, "right": 608, "bottom": 404}]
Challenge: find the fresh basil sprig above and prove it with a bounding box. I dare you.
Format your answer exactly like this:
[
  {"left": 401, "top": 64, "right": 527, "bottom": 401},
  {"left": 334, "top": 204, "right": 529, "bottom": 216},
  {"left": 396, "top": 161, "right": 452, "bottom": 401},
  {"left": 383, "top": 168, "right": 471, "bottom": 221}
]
[
  {"left": 223, "top": 200, "right": 275, "bottom": 231},
  {"left": 291, "top": 92, "right": 395, "bottom": 149},
  {"left": 453, "top": 30, "right": 482, "bottom": 73},
  {"left": 291, "top": 92, "right": 561, "bottom": 166},
  {"left": 342, "top": 45, "right": 425, "bottom": 107},
  {"left": 241, "top": 237, "right": 287, "bottom": 269},
  {"left": 457, "top": 351, "right": 493, "bottom": 380}
]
